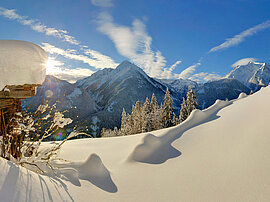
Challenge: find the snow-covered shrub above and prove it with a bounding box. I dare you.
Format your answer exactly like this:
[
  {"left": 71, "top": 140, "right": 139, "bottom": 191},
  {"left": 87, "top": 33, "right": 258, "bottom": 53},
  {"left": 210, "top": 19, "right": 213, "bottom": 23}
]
[{"left": 0, "top": 101, "right": 91, "bottom": 175}]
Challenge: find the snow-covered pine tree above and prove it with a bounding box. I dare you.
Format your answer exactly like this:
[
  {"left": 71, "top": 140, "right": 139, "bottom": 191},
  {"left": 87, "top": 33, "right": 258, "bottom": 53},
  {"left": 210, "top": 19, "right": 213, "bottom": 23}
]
[
  {"left": 113, "top": 127, "right": 119, "bottom": 136},
  {"left": 100, "top": 128, "right": 106, "bottom": 137},
  {"left": 142, "top": 97, "right": 151, "bottom": 132},
  {"left": 162, "top": 88, "right": 174, "bottom": 128},
  {"left": 186, "top": 86, "right": 199, "bottom": 116},
  {"left": 179, "top": 97, "right": 188, "bottom": 122},
  {"left": 172, "top": 112, "right": 177, "bottom": 126},
  {"left": 132, "top": 101, "right": 143, "bottom": 134},
  {"left": 126, "top": 114, "right": 133, "bottom": 135},
  {"left": 150, "top": 93, "right": 162, "bottom": 130},
  {"left": 120, "top": 108, "right": 128, "bottom": 136}
]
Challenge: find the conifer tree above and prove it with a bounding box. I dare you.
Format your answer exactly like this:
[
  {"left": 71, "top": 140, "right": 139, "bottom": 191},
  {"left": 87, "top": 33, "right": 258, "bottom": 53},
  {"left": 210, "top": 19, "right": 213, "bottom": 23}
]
[
  {"left": 162, "top": 88, "right": 174, "bottom": 128},
  {"left": 100, "top": 128, "right": 106, "bottom": 137},
  {"left": 120, "top": 108, "right": 128, "bottom": 136},
  {"left": 150, "top": 93, "right": 161, "bottom": 130},
  {"left": 132, "top": 101, "right": 143, "bottom": 134},
  {"left": 179, "top": 97, "right": 188, "bottom": 122},
  {"left": 186, "top": 86, "right": 199, "bottom": 115},
  {"left": 113, "top": 127, "right": 119, "bottom": 136},
  {"left": 126, "top": 114, "right": 133, "bottom": 135},
  {"left": 142, "top": 97, "right": 151, "bottom": 132},
  {"left": 172, "top": 112, "right": 177, "bottom": 126}
]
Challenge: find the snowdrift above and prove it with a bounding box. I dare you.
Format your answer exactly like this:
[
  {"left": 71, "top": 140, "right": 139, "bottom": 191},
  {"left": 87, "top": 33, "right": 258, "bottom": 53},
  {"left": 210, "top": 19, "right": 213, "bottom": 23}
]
[
  {"left": 1, "top": 87, "right": 270, "bottom": 201},
  {"left": 0, "top": 40, "right": 47, "bottom": 89}
]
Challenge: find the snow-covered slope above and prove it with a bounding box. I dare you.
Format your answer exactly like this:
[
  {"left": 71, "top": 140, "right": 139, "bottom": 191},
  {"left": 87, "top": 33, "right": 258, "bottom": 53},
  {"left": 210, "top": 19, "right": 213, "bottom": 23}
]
[
  {"left": 226, "top": 62, "right": 270, "bottom": 91},
  {"left": 1, "top": 86, "right": 270, "bottom": 201}
]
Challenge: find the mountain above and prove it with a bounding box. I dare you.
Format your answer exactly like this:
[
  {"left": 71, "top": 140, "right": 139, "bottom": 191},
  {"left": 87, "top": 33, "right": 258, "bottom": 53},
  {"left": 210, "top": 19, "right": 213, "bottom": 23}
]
[
  {"left": 225, "top": 62, "right": 270, "bottom": 91},
  {"left": 24, "top": 61, "right": 252, "bottom": 136},
  {"left": 157, "top": 78, "right": 250, "bottom": 109},
  {"left": 22, "top": 75, "right": 97, "bottom": 132},
  {"left": 196, "top": 78, "right": 251, "bottom": 109},
  {"left": 75, "top": 60, "right": 173, "bottom": 130}
]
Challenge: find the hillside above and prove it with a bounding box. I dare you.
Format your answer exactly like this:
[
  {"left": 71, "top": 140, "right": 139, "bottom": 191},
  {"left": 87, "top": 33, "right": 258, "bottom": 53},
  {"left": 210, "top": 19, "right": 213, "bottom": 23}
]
[{"left": 1, "top": 86, "right": 270, "bottom": 201}]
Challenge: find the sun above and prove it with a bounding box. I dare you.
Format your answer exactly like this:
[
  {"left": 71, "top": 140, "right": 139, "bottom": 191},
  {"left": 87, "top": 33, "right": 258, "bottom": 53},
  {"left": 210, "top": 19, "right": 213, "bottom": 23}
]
[{"left": 46, "top": 57, "right": 64, "bottom": 75}]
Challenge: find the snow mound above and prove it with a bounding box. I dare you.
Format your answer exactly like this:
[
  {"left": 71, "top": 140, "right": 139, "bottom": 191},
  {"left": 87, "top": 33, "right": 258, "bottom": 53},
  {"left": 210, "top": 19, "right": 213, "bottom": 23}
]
[
  {"left": 238, "top": 92, "right": 247, "bottom": 99},
  {"left": 129, "top": 99, "right": 231, "bottom": 164},
  {"left": 66, "top": 153, "right": 117, "bottom": 193},
  {"left": 58, "top": 168, "right": 80, "bottom": 186},
  {"left": 0, "top": 40, "right": 47, "bottom": 89},
  {"left": 128, "top": 133, "right": 181, "bottom": 164}
]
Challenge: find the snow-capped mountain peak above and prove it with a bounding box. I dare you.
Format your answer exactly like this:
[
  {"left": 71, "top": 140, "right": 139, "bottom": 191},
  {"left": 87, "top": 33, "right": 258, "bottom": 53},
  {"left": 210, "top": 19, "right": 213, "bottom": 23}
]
[{"left": 225, "top": 61, "right": 270, "bottom": 91}]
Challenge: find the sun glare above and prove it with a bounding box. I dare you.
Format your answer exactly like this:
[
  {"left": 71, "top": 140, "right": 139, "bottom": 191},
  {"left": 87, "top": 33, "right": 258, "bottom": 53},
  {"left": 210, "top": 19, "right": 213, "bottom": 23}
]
[{"left": 46, "top": 57, "right": 63, "bottom": 75}]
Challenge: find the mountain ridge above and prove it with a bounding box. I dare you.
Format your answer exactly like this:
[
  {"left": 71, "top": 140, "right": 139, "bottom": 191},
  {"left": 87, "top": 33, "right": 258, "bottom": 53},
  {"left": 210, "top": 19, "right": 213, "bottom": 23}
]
[
  {"left": 225, "top": 61, "right": 270, "bottom": 91},
  {"left": 24, "top": 60, "right": 253, "bottom": 136}
]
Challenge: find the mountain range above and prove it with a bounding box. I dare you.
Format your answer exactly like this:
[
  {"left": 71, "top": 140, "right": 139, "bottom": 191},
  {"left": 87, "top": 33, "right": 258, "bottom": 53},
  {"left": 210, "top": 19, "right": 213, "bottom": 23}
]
[{"left": 23, "top": 60, "right": 270, "bottom": 137}]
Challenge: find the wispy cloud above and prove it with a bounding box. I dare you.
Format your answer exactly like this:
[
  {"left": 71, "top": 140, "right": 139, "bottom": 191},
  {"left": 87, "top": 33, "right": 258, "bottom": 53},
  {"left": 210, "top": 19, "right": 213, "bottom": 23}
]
[
  {"left": 91, "top": 0, "right": 114, "bottom": 7},
  {"left": 189, "top": 72, "right": 221, "bottom": 83},
  {"left": 157, "top": 60, "right": 182, "bottom": 79},
  {"left": 231, "top": 57, "right": 257, "bottom": 67},
  {"left": 209, "top": 20, "right": 270, "bottom": 53},
  {"left": 0, "top": 6, "right": 119, "bottom": 78},
  {"left": 169, "top": 60, "right": 182, "bottom": 72},
  {"left": 42, "top": 43, "right": 118, "bottom": 69},
  {"left": 178, "top": 63, "right": 201, "bottom": 79},
  {"left": 97, "top": 12, "right": 170, "bottom": 78},
  {"left": 0, "top": 6, "right": 223, "bottom": 82},
  {"left": 46, "top": 57, "right": 95, "bottom": 83},
  {"left": 0, "top": 7, "right": 79, "bottom": 45}
]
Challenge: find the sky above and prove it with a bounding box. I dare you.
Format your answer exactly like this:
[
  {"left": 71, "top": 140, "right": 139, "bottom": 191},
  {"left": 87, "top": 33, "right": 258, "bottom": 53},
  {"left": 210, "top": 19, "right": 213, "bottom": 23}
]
[{"left": 0, "top": 0, "right": 270, "bottom": 83}]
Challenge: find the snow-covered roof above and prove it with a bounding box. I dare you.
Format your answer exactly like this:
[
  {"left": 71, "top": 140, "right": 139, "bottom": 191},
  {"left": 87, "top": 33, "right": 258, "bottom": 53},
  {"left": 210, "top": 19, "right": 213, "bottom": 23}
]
[{"left": 0, "top": 40, "right": 47, "bottom": 90}]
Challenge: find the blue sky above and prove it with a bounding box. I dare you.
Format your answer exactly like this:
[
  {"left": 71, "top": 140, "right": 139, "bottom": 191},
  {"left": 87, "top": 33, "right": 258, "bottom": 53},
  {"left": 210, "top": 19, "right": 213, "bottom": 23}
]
[{"left": 0, "top": 0, "right": 270, "bottom": 83}]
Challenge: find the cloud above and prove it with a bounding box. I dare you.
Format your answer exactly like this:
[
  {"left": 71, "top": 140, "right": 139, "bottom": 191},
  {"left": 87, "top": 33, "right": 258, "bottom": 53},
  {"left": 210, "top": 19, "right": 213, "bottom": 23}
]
[
  {"left": 91, "top": 0, "right": 113, "bottom": 7},
  {"left": 169, "top": 60, "right": 182, "bottom": 71},
  {"left": 178, "top": 63, "right": 201, "bottom": 79},
  {"left": 0, "top": 7, "right": 79, "bottom": 45},
  {"left": 97, "top": 12, "right": 170, "bottom": 78},
  {"left": 53, "top": 68, "right": 95, "bottom": 83},
  {"left": 42, "top": 43, "right": 118, "bottom": 70},
  {"left": 231, "top": 57, "right": 257, "bottom": 67},
  {"left": 209, "top": 20, "right": 270, "bottom": 53},
  {"left": 189, "top": 72, "right": 221, "bottom": 83},
  {"left": 46, "top": 57, "right": 95, "bottom": 83},
  {"left": 0, "top": 6, "right": 119, "bottom": 73}
]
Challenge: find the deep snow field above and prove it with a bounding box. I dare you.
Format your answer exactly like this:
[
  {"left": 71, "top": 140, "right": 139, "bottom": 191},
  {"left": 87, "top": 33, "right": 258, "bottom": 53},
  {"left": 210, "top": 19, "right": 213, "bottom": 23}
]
[{"left": 1, "top": 86, "right": 270, "bottom": 202}]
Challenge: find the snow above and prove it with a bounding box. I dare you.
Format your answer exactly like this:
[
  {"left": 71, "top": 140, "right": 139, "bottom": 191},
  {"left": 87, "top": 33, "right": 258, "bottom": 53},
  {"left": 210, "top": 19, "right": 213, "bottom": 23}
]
[
  {"left": 0, "top": 40, "right": 47, "bottom": 90},
  {"left": 226, "top": 61, "right": 270, "bottom": 89},
  {"left": 1, "top": 86, "right": 270, "bottom": 201},
  {"left": 52, "top": 112, "right": 73, "bottom": 128},
  {"left": 36, "top": 103, "right": 48, "bottom": 114}
]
